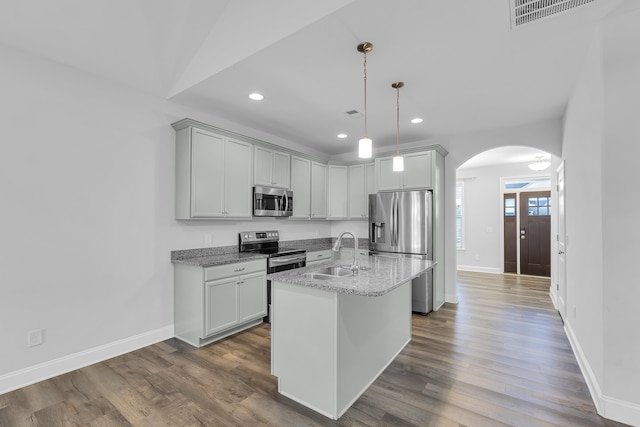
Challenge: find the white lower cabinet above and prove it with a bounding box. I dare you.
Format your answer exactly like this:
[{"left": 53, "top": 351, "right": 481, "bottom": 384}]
[
  {"left": 338, "top": 248, "right": 369, "bottom": 262},
  {"left": 174, "top": 258, "right": 267, "bottom": 347},
  {"left": 306, "top": 249, "right": 333, "bottom": 266}
]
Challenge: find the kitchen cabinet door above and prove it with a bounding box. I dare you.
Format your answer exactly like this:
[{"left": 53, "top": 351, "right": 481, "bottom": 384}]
[
  {"left": 290, "top": 156, "right": 311, "bottom": 218},
  {"left": 272, "top": 151, "right": 291, "bottom": 188},
  {"left": 190, "top": 128, "right": 225, "bottom": 218},
  {"left": 225, "top": 138, "right": 253, "bottom": 218},
  {"left": 254, "top": 147, "right": 291, "bottom": 188},
  {"left": 175, "top": 124, "right": 252, "bottom": 219},
  {"left": 239, "top": 272, "right": 267, "bottom": 322},
  {"left": 205, "top": 278, "right": 239, "bottom": 336},
  {"left": 328, "top": 165, "right": 348, "bottom": 219},
  {"left": 376, "top": 157, "right": 403, "bottom": 191},
  {"left": 348, "top": 163, "right": 375, "bottom": 219},
  {"left": 403, "top": 151, "right": 432, "bottom": 189},
  {"left": 375, "top": 151, "right": 433, "bottom": 191},
  {"left": 348, "top": 165, "right": 365, "bottom": 219},
  {"left": 310, "top": 161, "right": 327, "bottom": 219},
  {"left": 254, "top": 146, "right": 273, "bottom": 186}
]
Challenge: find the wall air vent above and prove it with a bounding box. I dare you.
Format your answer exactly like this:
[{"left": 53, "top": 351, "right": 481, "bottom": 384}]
[{"left": 510, "top": 0, "right": 596, "bottom": 28}]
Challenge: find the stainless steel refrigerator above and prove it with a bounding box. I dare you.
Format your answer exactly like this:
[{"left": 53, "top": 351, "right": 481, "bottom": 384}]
[{"left": 369, "top": 190, "right": 433, "bottom": 314}]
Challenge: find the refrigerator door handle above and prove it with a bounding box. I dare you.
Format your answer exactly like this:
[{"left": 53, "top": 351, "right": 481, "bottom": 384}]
[{"left": 392, "top": 193, "right": 399, "bottom": 247}]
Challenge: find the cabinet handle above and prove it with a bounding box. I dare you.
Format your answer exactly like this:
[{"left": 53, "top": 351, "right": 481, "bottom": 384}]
[
  {"left": 237, "top": 280, "right": 244, "bottom": 285},
  {"left": 234, "top": 267, "right": 246, "bottom": 272}
]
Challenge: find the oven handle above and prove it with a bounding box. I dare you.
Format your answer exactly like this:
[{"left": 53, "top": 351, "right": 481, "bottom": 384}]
[{"left": 269, "top": 254, "right": 307, "bottom": 266}]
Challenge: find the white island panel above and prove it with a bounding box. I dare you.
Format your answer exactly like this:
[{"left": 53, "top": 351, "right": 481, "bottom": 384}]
[
  {"left": 272, "top": 282, "right": 337, "bottom": 417},
  {"left": 336, "top": 283, "right": 411, "bottom": 414},
  {"left": 272, "top": 278, "right": 412, "bottom": 420}
]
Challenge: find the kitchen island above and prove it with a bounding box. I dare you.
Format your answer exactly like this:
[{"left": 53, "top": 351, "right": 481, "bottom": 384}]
[{"left": 268, "top": 255, "right": 436, "bottom": 420}]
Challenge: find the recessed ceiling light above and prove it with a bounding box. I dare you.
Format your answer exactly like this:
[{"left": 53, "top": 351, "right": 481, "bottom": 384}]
[
  {"left": 337, "top": 133, "right": 348, "bottom": 139},
  {"left": 249, "top": 93, "right": 264, "bottom": 101},
  {"left": 410, "top": 118, "right": 423, "bottom": 124}
]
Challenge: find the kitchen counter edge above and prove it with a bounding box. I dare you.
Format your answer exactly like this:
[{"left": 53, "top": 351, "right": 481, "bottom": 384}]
[{"left": 268, "top": 257, "right": 436, "bottom": 297}]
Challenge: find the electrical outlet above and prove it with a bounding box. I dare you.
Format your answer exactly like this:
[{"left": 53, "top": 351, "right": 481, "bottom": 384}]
[
  {"left": 28, "top": 329, "right": 43, "bottom": 347},
  {"left": 475, "top": 254, "right": 480, "bottom": 261},
  {"left": 205, "top": 234, "right": 212, "bottom": 245}
]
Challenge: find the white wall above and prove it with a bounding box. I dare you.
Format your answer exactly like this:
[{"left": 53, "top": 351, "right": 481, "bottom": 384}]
[
  {"left": 456, "top": 161, "right": 557, "bottom": 274},
  {"left": 600, "top": 4, "right": 640, "bottom": 414},
  {"left": 561, "top": 3, "right": 640, "bottom": 424},
  {"left": 0, "top": 44, "right": 333, "bottom": 389}
]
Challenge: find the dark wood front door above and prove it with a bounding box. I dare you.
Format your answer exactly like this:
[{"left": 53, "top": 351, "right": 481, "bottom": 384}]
[
  {"left": 503, "top": 193, "right": 517, "bottom": 273},
  {"left": 520, "top": 191, "right": 551, "bottom": 276}
]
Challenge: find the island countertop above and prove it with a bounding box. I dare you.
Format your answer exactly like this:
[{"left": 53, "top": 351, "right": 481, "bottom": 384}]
[{"left": 268, "top": 255, "right": 436, "bottom": 297}]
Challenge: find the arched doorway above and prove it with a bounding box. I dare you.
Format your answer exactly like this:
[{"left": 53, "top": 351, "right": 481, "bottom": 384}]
[{"left": 455, "top": 146, "right": 555, "bottom": 277}]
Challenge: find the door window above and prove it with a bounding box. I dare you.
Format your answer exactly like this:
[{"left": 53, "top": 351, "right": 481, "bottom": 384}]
[{"left": 527, "top": 196, "right": 551, "bottom": 216}]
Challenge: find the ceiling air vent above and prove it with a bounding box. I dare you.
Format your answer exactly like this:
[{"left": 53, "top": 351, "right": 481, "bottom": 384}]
[{"left": 510, "top": 0, "right": 597, "bottom": 28}]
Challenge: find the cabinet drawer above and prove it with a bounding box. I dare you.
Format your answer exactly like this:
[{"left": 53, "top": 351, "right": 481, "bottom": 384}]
[
  {"left": 204, "top": 259, "right": 266, "bottom": 282},
  {"left": 307, "top": 249, "right": 333, "bottom": 263}
]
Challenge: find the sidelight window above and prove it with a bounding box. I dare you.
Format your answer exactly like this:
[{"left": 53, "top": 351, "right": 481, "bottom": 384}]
[{"left": 456, "top": 181, "right": 464, "bottom": 249}]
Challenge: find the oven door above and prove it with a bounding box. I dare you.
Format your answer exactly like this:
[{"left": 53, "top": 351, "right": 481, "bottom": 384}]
[{"left": 268, "top": 252, "right": 306, "bottom": 273}]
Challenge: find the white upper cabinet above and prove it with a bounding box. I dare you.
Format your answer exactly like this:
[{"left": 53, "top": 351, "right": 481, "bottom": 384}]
[
  {"left": 327, "top": 165, "right": 348, "bottom": 219},
  {"left": 254, "top": 146, "right": 291, "bottom": 189},
  {"left": 175, "top": 125, "right": 252, "bottom": 219},
  {"left": 376, "top": 151, "right": 433, "bottom": 191},
  {"left": 290, "top": 156, "right": 311, "bottom": 219},
  {"left": 348, "top": 163, "right": 374, "bottom": 219},
  {"left": 310, "top": 161, "right": 327, "bottom": 219}
]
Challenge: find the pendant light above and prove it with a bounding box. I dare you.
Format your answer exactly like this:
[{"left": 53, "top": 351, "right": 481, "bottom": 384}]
[
  {"left": 392, "top": 81, "right": 405, "bottom": 172},
  {"left": 357, "top": 42, "right": 373, "bottom": 158}
]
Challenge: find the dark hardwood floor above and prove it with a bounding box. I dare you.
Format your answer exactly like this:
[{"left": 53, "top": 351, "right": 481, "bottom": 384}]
[{"left": 0, "top": 272, "right": 628, "bottom": 426}]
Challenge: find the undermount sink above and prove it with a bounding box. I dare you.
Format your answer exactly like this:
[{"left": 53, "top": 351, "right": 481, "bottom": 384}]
[{"left": 301, "top": 266, "right": 353, "bottom": 280}]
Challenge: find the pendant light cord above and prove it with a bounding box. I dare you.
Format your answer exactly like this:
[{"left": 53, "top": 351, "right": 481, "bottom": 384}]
[
  {"left": 395, "top": 85, "right": 400, "bottom": 155},
  {"left": 363, "top": 51, "right": 368, "bottom": 137}
]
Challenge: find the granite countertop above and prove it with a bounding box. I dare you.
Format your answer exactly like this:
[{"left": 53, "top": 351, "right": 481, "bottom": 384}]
[
  {"left": 171, "top": 237, "right": 369, "bottom": 268},
  {"left": 268, "top": 255, "right": 436, "bottom": 297},
  {"left": 172, "top": 251, "right": 268, "bottom": 267}
]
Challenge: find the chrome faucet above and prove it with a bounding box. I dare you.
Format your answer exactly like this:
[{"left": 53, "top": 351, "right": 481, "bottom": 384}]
[{"left": 332, "top": 231, "right": 360, "bottom": 273}]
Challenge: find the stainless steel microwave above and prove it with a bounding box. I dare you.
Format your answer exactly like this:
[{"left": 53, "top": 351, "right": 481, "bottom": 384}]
[{"left": 253, "top": 186, "right": 293, "bottom": 217}]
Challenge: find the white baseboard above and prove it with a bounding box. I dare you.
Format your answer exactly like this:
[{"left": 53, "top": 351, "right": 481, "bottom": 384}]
[
  {"left": 0, "top": 325, "right": 174, "bottom": 395},
  {"left": 456, "top": 265, "right": 501, "bottom": 274},
  {"left": 564, "top": 322, "right": 640, "bottom": 426},
  {"left": 445, "top": 293, "right": 459, "bottom": 304},
  {"left": 549, "top": 288, "right": 558, "bottom": 309}
]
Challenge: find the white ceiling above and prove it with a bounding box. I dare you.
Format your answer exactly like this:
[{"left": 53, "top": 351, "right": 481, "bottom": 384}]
[{"left": 0, "top": 0, "right": 624, "bottom": 156}]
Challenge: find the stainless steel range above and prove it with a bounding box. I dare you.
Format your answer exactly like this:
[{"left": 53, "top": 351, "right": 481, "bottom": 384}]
[
  {"left": 238, "top": 230, "right": 306, "bottom": 273},
  {"left": 239, "top": 230, "right": 306, "bottom": 323}
]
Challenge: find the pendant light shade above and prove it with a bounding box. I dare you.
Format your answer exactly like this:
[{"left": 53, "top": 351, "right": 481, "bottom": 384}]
[
  {"left": 393, "top": 154, "right": 404, "bottom": 172},
  {"left": 392, "top": 81, "right": 405, "bottom": 172},
  {"left": 359, "top": 137, "right": 372, "bottom": 158},
  {"left": 357, "top": 42, "right": 373, "bottom": 158}
]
